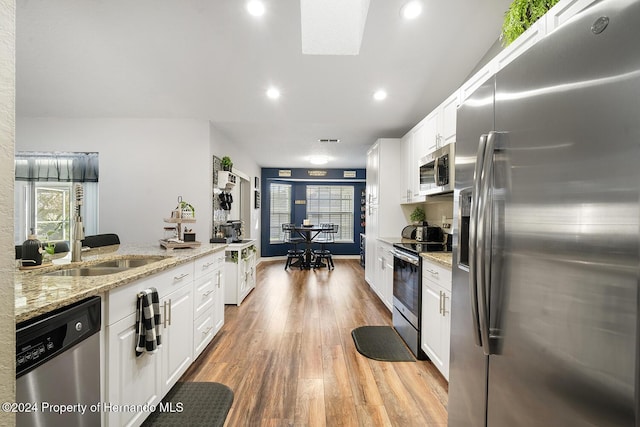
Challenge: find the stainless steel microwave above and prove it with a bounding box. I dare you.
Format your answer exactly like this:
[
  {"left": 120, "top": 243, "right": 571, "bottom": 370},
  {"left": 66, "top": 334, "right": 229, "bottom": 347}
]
[{"left": 419, "top": 143, "right": 455, "bottom": 195}]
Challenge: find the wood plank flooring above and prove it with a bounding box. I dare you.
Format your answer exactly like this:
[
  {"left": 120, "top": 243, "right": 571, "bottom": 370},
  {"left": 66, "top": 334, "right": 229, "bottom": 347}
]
[{"left": 182, "top": 259, "right": 448, "bottom": 426}]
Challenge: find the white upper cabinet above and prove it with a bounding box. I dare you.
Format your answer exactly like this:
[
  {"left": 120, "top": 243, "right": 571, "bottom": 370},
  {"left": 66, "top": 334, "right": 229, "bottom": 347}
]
[{"left": 439, "top": 91, "right": 459, "bottom": 146}]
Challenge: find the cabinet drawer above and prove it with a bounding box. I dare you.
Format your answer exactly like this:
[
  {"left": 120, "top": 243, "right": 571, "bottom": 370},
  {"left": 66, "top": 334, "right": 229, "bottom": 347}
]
[
  {"left": 194, "top": 252, "right": 220, "bottom": 280},
  {"left": 422, "top": 260, "right": 452, "bottom": 292},
  {"left": 193, "top": 273, "right": 217, "bottom": 318},
  {"left": 106, "top": 262, "right": 194, "bottom": 326},
  {"left": 193, "top": 307, "right": 216, "bottom": 358}
]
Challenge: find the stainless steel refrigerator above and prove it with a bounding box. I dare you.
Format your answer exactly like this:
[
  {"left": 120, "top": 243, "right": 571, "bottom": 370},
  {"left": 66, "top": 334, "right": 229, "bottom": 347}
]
[{"left": 449, "top": 1, "right": 639, "bottom": 425}]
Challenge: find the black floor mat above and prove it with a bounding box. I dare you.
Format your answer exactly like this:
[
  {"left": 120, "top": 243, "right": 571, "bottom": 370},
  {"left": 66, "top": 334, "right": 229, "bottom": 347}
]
[
  {"left": 351, "top": 326, "right": 416, "bottom": 362},
  {"left": 142, "top": 382, "right": 233, "bottom": 427}
]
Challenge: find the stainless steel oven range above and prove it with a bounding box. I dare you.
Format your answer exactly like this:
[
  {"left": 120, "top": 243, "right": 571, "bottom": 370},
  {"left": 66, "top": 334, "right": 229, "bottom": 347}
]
[{"left": 392, "top": 243, "right": 428, "bottom": 360}]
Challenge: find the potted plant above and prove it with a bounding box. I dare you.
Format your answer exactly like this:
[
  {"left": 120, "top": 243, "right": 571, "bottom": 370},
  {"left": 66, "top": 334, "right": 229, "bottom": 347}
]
[
  {"left": 221, "top": 156, "right": 233, "bottom": 171},
  {"left": 501, "top": 0, "right": 560, "bottom": 46},
  {"left": 410, "top": 206, "right": 426, "bottom": 225}
]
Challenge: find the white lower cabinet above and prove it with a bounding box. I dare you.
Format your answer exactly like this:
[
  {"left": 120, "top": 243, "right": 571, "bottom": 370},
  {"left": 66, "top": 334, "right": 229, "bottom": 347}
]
[
  {"left": 193, "top": 250, "right": 225, "bottom": 358},
  {"left": 106, "top": 312, "right": 162, "bottom": 427},
  {"left": 225, "top": 242, "right": 257, "bottom": 305},
  {"left": 374, "top": 241, "right": 394, "bottom": 311},
  {"left": 105, "top": 250, "right": 226, "bottom": 427},
  {"left": 421, "top": 259, "right": 452, "bottom": 381},
  {"left": 159, "top": 284, "right": 193, "bottom": 393}
]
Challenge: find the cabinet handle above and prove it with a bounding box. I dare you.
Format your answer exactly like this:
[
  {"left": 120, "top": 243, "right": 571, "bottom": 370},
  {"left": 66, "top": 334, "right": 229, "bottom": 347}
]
[
  {"left": 216, "top": 271, "right": 221, "bottom": 288},
  {"left": 426, "top": 269, "right": 439, "bottom": 276},
  {"left": 167, "top": 299, "right": 172, "bottom": 326},
  {"left": 202, "top": 262, "right": 214, "bottom": 268},
  {"left": 442, "top": 293, "right": 449, "bottom": 316},
  {"left": 203, "top": 290, "right": 213, "bottom": 297},
  {"left": 202, "top": 326, "right": 213, "bottom": 335},
  {"left": 163, "top": 300, "right": 169, "bottom": 328},
  {"left": 174, "top": 273, "right": 190, "bottom": 281},
  {"left": 438, "top": 291, "right": 443, "bottom": 315}
]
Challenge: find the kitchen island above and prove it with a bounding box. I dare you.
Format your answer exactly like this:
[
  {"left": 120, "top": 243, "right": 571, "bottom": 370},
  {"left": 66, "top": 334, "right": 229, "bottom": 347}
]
[{"left": 15, "top": 242, "right": 227, "bottom": 323}]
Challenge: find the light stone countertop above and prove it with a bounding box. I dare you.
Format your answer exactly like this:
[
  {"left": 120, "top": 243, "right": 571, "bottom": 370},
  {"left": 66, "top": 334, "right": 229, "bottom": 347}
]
[
  {"left": 15, "top": 243, "right": 227, "bottom": 324},
  {"left": 420, "top": 252, "right": 453, "bottom": 268}
]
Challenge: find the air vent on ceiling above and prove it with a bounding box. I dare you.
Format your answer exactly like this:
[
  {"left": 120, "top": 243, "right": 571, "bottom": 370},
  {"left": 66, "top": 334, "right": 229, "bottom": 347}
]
[{"left": 318, "top": 138, "right": 341, "bottom": 143}]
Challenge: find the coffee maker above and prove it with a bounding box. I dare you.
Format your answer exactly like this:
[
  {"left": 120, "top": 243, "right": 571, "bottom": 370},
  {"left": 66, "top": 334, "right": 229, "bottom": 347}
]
[{"left": 224, "top": 220, "right": 243, "bottom": 243}]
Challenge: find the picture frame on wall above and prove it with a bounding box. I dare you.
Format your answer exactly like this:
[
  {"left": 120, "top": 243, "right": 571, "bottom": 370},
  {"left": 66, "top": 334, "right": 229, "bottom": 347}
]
[{"left": 254, "top": 190, "right": 261, "bottom": 209}]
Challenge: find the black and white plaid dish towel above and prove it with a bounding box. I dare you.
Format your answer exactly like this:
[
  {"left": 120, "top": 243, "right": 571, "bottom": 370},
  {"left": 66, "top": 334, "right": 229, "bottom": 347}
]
[{"left": 135, "top": 287, "right": 162, "bottom": 357}]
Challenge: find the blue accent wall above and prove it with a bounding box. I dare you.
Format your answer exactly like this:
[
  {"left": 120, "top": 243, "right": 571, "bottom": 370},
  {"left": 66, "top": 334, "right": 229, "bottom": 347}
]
[{"left": 260, "top": 168, "right": 366, "bottom": 257}]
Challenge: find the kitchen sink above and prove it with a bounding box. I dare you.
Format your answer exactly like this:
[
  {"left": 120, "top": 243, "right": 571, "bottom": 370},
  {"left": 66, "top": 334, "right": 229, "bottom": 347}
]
[
  {"left": 43, "top": 255, "right": 169, "bottom": 277},
  {"left": 44, "top": 267, "right": 128, "bottom": 277},
  {"left": 91, "top": 256, "right": 168, "bottom": 268}
]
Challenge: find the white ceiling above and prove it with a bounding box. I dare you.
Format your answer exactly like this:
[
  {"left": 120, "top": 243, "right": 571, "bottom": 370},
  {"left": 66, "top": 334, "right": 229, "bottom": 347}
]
[{"left": 16, "top": 0, "right": 512, "bottom": 168}]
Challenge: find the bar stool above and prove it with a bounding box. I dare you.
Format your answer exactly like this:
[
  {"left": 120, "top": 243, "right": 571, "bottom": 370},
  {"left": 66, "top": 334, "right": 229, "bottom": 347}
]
[
  {"left": 313, "top": 224, "right": 338, "bottom": 270},
  {"left": 282, "top": 223, "right": 305, "bottom": 270}
]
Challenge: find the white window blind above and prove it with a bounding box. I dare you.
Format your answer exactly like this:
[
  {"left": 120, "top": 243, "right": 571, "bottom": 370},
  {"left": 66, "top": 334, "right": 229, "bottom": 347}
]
[
  {"left": 306, "top": 185, "right": 354, "bottom": 242},
  {"left": 269, "top": 183, "right": 292, "bottom": 242}
]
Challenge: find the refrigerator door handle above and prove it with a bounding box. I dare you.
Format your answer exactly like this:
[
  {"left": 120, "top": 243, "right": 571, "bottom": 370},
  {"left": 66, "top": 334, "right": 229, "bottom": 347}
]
[
  {"left": 469, "top": 133, "right": 488, "bottom": 348},
  {"left": 477, "top": 131, "right": 497, "bottom": 356}
]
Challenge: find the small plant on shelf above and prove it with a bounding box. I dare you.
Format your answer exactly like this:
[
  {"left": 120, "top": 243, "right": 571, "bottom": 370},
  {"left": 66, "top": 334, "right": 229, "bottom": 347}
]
[
  {"left": 501, "top": 0, "right": 560, "bottom": 46},
  {"left": 221, "top": 156, "right": 233, "bottom": 171},
  {"left": 410, "top": 206, "right": 426, "bottom": 225}
]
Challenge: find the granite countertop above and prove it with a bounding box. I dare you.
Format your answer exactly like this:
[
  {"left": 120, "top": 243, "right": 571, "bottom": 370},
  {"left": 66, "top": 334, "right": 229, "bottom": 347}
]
[
  {"left": 15, "top": 243, "right": 227, "bottom": 324},
  {"left": 377, "top": 236, "right": 453, "bottom": 268}
]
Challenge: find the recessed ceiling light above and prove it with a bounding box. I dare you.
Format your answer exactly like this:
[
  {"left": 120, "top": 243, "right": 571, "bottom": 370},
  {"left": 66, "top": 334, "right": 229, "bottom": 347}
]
[
  {"left": 246, "top": 0, "right": 266, "bottom": 17},
  {"left": 309, "top": 155, "right": 329, "bottom": 165},
  {"left": 373, "top": 89, "right": 387, "bottom": 101},
  {"left": 401, "top": 1, "right": 423, "bottom": 20},
  {"left": 266, "top": 87, "right": 280, "bottom": 100}
]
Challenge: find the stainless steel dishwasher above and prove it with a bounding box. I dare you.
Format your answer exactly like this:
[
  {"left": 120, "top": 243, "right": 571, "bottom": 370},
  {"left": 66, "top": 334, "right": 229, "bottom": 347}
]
[{"left": 16, "top": 296, "right": 101, "bottom": 427}]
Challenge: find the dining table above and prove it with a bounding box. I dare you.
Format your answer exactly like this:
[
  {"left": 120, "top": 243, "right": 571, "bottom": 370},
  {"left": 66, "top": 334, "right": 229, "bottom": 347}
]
[{"left": 291, "top": 224, "right": 325, "bottom": 269}]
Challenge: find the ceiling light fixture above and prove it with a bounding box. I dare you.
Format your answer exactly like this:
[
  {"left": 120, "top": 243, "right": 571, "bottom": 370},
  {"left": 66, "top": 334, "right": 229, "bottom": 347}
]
[
  {"left": 401, "top": 1, "right": 423, "bottom": 20},
  {"left": 373, "top": 89, "right": 387, "bottom": 101},
  {"left": 266, "top": 87, "right": 280, "bottom": 100},
  {"left": 246, "top": 0, "right": 266, "bottom": 17},
  {"left": 309, "top": 155, "right": 329, "bottom": 165}
]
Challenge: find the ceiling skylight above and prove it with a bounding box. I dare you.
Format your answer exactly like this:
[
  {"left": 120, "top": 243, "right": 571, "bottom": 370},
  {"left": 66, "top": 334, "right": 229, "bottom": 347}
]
[{"left": 301, "top": 0, "right": 370, "bottom": 55}]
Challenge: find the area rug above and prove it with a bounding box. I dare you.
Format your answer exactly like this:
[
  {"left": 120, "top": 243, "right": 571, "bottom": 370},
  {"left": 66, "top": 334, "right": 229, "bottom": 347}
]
[
  {"left": 351, "top": 326, "right": 415, "bottom": 362},
  {"left": 142, "top": 382, "right": 234, "bottom": 427}
]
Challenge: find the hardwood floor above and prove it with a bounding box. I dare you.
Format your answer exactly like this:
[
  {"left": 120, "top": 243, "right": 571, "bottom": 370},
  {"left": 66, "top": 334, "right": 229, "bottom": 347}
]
[{"left": 182, "top": 259, "right": 448, "bottom": 426}]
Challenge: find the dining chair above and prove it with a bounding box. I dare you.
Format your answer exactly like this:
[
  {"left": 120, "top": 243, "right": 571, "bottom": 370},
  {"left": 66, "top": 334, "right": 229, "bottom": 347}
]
[
  {"left": 312, "top": 224, "right": 338, "bottom": 270},
  {"left": 282, "top": 223, "right": 305, "bottom": 270}
]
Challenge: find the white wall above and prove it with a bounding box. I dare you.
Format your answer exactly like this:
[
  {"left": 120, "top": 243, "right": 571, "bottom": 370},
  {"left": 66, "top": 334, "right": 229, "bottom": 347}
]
[
  {"left": 17, "top": 118, "right": 212, "bottom": 243},
  {"left": 0, "top": 0, "right": 16, "bottom": 423},
  {"left": 209, "top": 123, "right": 262, "bottom": 254}
]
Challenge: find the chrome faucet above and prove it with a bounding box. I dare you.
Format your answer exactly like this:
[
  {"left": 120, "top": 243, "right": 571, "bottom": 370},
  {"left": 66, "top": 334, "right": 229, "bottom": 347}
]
[{"left": 71, "top": 184, "right": 85, "bottom": 262}]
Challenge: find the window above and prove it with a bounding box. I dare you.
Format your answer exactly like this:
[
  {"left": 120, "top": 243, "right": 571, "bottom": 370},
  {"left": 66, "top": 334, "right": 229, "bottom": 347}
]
[
  {"left": 269, "top": 183, "right": 292, "bottom": 242},
  {"left": 14, "top": 152, "right": 99, "bottom": 244},
  {"left": 306, "top": 185, "right": 354, "bottom": 242},
  {"left": 35, "top": 184, "right": 72, "bottom": 241}
]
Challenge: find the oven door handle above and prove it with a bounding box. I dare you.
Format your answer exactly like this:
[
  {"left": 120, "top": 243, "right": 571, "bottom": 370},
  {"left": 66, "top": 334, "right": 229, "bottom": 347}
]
[{"left": 392, "top": 249, "right": 420, "bottom": 266}]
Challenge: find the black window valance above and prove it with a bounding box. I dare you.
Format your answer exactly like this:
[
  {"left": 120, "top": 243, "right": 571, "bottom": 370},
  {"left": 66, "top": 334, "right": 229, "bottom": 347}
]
[{"left": 15, "top": 152, "right": 99, "bottom": 182}]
